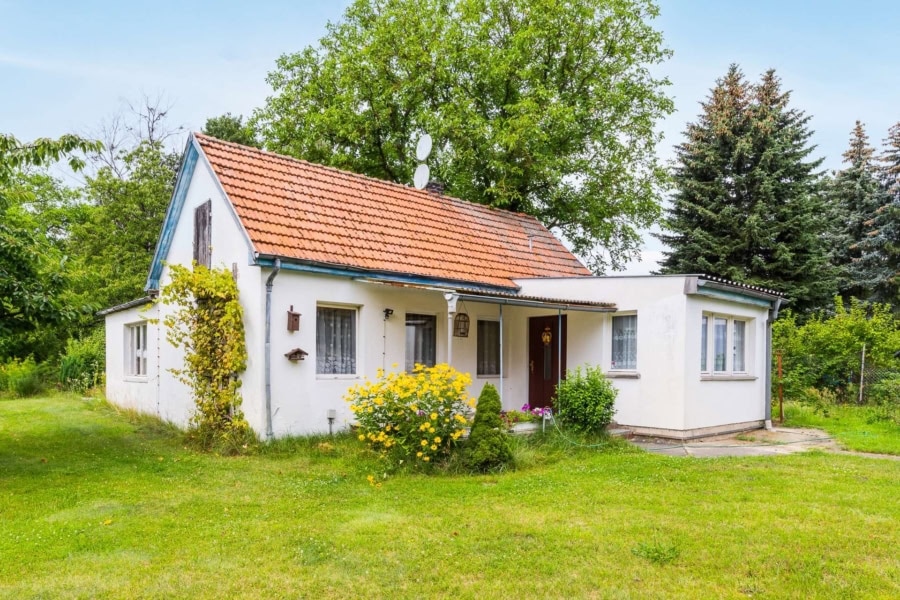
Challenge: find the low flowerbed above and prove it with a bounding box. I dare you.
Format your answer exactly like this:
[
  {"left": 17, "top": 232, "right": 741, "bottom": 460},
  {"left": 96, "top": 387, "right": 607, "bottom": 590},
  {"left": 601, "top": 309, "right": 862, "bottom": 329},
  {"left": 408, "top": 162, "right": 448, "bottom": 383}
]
[
  {"left": 345, "top": 363, "right": 474, "bottom": 466},
  {"left": 500, "top": 403, "right": 551, "bottom": 430}
]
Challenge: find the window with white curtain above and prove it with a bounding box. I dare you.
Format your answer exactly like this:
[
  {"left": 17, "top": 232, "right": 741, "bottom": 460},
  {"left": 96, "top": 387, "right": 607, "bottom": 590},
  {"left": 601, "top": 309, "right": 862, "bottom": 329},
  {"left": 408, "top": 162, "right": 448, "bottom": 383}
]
[
  {"left": 316, "top": 306, "right": 357, "bottom": 375},
  {"left": 477, "top": 319, "right": 500, "bottom": 376},
  {"left": 701, "top": 313, "right": 751, "bottom": 376},
  {"left": 405, "top": 313, "right": 436, "bottom": 371},
  {"left": 611, "top": 314, "right": 637, "bottom": 370},
  {"left": 126, "top": 322, "right": 148, "bottom": 377}
]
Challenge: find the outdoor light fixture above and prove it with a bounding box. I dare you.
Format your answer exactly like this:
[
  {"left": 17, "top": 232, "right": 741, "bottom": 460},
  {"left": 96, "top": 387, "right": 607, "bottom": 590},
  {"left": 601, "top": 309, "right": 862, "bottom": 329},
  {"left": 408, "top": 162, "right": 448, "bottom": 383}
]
[
  {"left": 327, "top": 409, "right": 337, "bottom": 436},
  {"left": 383, "top": 308, "right": 394, "bottom": 320},
  {"left": 453, "top": 312, "right": 470, "bottom": 337}
]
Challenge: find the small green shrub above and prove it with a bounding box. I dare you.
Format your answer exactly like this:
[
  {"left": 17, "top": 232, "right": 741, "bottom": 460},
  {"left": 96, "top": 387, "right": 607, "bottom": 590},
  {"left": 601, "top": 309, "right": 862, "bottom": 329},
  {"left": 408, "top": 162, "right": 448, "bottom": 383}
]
[
  {"left": 59, "top": 328, "right": 106, "bottom": 392},
  {"left": 554, "top": 365, "right": 617, "bottom": 434},
  {"left": 868, "top": 375, "right": 900, "bottom": 406},
  {"left": 1, "top": 357, "right": 46, "bottom": 397},
  {"left": 464, "top": 383, "right": 512, "bottom": 472}
]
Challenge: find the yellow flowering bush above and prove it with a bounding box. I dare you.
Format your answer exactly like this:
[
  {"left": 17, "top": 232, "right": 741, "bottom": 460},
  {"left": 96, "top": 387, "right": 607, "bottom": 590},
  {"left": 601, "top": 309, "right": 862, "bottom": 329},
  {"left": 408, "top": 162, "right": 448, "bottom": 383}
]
[{"left": 346, "top": 363, "right": 475, "bottom": 465}]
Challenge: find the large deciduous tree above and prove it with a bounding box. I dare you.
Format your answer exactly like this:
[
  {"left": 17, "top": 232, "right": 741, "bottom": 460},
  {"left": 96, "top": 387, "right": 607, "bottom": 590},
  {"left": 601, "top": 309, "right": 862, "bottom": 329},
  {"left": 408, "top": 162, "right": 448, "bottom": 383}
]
[
  {"left": 656, "top": 66, "right": 834, "bottom": 313},
  {"left": 0, "top": 134, "right": 100, "bottom": 350},
  {"left": 253, "top": 0, "right": 673, "bottom": 271},
  {"left": 70, "top": 141, "right": 179, "bottom": 312},
  {"left": 202, "top": 113, "right": 260, "bottom": 148}
]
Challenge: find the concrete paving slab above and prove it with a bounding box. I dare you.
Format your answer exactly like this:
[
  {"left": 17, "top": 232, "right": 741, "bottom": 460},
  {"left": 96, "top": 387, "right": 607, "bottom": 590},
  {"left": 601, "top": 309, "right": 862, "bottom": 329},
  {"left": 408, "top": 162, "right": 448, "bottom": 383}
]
[{"left": 630, "top": 426, "right": 899, "bottom": 459}]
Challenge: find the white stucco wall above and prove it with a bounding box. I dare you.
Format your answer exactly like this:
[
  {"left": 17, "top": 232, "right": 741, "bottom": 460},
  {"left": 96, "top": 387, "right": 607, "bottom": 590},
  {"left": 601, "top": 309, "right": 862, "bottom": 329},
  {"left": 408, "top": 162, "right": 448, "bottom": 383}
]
[
  {"left": 516, "top": 276, "right": 770, "bottom": 435},
  {"left": 105, "top": 148, "right": 265, "bottom": 431},
  {"left": 263, "top": 272, "right": 611, "bottom": 435},
  {"left": 104, "top": 303, "right": 158, "bottom": 416}
]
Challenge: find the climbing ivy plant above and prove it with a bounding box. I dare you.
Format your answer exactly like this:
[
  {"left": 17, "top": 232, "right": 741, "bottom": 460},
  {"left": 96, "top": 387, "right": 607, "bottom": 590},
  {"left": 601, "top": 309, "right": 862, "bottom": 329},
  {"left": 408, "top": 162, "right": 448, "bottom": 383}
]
[{"left": 157, "top": 263, "right": 252, "bottom": 450}]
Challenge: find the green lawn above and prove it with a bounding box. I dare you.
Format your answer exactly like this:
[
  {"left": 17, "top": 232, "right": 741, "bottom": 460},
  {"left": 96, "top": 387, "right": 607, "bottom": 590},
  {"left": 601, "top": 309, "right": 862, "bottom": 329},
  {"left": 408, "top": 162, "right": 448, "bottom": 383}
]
[
  {"left": 2, "top": 395, "right": 899, "bottom": 599},
  {"left": 782, "top": 402, "right": 900, "bottom": 455}
]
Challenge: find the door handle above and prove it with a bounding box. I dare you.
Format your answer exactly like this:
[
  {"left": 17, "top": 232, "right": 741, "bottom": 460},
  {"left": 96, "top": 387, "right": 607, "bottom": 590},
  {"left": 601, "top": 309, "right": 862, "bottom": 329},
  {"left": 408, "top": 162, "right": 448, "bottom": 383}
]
[{"left": 530, "top": 360, "right": 534, "bottom": 373}]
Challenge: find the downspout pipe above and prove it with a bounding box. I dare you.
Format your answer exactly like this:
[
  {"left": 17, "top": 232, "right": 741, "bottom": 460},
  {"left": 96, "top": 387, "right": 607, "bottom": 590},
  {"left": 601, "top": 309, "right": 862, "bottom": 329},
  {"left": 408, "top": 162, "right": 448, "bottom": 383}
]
[
  {"left": 764, "top": 297, "right": 782, "bottom": 429},
  {"left": 265, "top": 259, "right": 281, "bottom": 439}
]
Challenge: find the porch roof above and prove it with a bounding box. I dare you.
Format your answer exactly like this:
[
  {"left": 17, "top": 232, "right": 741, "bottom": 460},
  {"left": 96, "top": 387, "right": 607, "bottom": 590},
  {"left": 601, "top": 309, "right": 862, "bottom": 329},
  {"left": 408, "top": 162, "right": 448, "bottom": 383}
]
[{"left": 356, "top": 278, "right": 616, "bottom": 312}]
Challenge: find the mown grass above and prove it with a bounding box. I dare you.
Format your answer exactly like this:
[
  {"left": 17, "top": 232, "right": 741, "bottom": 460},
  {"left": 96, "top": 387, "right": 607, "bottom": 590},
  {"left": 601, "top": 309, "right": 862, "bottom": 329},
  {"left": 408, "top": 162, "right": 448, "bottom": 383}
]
[
  {"left": 782, "top": 402, "right": 900, "bottom": 455},
  {"left": 1, "top": 394, "right": 899, "bottom": 599}
]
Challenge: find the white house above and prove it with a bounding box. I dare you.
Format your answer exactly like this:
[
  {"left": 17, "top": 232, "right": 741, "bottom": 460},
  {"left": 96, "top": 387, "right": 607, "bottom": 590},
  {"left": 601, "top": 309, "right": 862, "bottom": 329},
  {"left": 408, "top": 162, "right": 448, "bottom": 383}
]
[{"left": 102, "top": 134, "right": 782, "bottom": 440}]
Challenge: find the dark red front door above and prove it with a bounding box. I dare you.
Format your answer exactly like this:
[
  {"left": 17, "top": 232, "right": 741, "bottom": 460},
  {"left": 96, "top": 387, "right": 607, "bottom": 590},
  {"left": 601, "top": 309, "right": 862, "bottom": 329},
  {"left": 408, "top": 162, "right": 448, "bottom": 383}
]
[{"left": 528, "top": 315, "right": 567, "bottom": 409}]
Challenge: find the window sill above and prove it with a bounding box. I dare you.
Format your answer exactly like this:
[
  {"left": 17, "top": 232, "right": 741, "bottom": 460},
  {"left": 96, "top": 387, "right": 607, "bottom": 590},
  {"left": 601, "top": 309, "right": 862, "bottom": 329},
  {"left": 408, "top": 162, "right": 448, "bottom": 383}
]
[
  {"left": 476, "top": 374, "right": 503, "bottom": 379},
  {"left": 124, "top": 376, "right": 149, "bottom": 383},
  {"left": 700, "top": 374, "right": 757, "bottom": 381},
  {"left": 606, "top": 371, "right": 640, "bottom": 379},
  {"left": 316, "top": 374, "right": 361, "bottom": 381}
]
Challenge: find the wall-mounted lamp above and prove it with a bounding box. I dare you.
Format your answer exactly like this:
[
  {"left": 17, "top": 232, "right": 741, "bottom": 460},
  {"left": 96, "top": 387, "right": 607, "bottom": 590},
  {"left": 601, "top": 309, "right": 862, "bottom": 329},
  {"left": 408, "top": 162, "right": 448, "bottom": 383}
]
[
  {"left": 453, "top": 313, "right": 470, "bottom": 337},
  {"left": 327, "top": 409, "right": 337, "bottom": 436},
  {"left": 383, "top": 308, "right": 394, "bottom": 320}
]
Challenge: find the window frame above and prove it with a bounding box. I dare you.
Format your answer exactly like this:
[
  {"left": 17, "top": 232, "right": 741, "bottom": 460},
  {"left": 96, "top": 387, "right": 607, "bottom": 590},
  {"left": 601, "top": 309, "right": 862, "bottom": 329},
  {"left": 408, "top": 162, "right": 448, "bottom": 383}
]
[
  {"left": 125, "top": 322, "right": 149, "bottom": 380},
  {"left": 476, "top": 318, "right": 501, "bottom": 377},
  {"left": 609, "top": 312, "right": 638, "bottom": 372},
  {"left": 193, "top": 199, "right": 212, "bottom": 269},
  {"left": 315, "top": 303, "right": 360, "bottom": 379},
  {"left": 700, "top": 312, "right": 751, "bottom": 378},
  {"left": 405, "top": 312, "right": 438, "bottom": 372}
]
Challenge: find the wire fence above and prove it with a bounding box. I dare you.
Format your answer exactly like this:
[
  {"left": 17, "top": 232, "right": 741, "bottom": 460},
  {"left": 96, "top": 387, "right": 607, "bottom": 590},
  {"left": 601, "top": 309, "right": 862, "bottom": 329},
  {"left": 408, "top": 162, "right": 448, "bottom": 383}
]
[{"left": 774, "top": 345, "right": 900, "bottom": 406}]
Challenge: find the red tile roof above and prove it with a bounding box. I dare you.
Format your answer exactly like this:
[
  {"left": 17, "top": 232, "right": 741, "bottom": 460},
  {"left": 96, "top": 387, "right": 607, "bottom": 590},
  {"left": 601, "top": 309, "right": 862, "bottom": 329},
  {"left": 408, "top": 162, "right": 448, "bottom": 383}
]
[{"left": 195, "top": 134, "right": 591, "bottom": 289}]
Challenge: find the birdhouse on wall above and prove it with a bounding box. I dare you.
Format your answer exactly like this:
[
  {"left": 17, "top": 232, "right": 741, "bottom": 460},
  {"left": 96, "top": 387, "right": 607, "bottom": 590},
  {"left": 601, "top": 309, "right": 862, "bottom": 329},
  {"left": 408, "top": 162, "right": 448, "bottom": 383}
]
[
  {"left": 284, "top": 348, "right": 308, "bottom": 362},
  {"left": 287, "top": 305, "right": 301, "bottom": 332},
  {"left": 453, "top": 313, "right": 470, "bottom": 337}
]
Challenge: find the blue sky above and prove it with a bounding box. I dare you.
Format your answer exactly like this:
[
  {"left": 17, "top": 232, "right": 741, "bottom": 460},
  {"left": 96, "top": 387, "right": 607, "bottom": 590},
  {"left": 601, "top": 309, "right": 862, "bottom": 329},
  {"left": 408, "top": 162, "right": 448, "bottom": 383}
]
[{"left": 2, "top": 0, "right": 898, "bottom": 272}]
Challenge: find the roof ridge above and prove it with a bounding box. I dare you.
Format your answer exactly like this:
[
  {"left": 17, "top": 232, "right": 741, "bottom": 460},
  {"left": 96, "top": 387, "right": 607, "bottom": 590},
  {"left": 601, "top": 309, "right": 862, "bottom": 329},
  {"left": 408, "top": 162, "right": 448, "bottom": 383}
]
[{"left": 194, "top": 132, "right": 545, "bottom": 225}]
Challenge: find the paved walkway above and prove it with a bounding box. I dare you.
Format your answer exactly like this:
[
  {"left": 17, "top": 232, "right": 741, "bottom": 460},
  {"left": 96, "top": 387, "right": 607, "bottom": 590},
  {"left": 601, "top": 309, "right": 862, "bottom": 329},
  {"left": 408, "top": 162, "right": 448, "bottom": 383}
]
[{"left": 631, "top": 427, "right": 900, "bottom": 460}]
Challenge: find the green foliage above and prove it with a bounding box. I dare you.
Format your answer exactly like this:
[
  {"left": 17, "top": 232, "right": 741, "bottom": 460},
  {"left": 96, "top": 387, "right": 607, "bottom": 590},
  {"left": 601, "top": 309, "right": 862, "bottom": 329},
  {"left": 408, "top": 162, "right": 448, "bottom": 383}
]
[
  {"left": 554, "top": 365, "right": 618, "bottom": 434},
  {"left": 773, "top": 297, "right": 900, "bottom": 402},
  {"left": 202, "top": 113, "right": 260, "bottom": 147},
  {"left": 157, "top": 263, "right": 252, "bottom": 451},
  {"left": 464, "top": 383, "right": 512, "bottom": 472},
  {"left": 345, "top": 363, "right": 473, "bottom": 467},
  {"left": 254, "top": 0, "right": 673, "bottom": 272},
  {"left": 656, "top": 66, "right": 835, "bottom": 313},
  {"left": 868, "top": 374, "right": 900, "bottom": 407},
  {"left": 70, "top": 141, "right": 179, "bottom": 313},
  {"left": 59, "top": 328, "right": 105, "bottom": 393},
  {"left": 0, "top": 356, "right": 46, "bottom": 397},
  {"left": 0, "top": 133, "right": 101, "bottom": 191}
]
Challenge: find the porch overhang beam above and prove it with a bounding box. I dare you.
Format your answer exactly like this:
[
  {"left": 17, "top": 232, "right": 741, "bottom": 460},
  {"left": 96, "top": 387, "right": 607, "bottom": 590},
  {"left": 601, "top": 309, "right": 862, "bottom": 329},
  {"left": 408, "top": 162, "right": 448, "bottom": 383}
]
[{"left": 452, "top": 294, "right": 615, "bottom": 313}]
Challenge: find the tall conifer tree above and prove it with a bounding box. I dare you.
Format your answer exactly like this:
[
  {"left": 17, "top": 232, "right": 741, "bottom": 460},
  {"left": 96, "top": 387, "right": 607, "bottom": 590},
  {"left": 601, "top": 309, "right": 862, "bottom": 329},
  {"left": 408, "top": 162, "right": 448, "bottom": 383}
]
[
  {"left": 657, "top": 66, "right": 833, "bottom": 312},
  {"left": 867, "top": 123, "right": 900, "bottom": 306},
  {"left": 826, "top": 121, "right": 886, "bottom": 301}
]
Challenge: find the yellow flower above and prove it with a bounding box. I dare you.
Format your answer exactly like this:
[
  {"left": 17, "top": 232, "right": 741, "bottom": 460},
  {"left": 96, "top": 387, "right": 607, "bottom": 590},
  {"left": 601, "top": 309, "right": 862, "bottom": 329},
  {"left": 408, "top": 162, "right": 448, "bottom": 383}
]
[
  {"left": 358, "top": 434, "right": 365, "bottom": 441},
  {"left": 421, "top": 439, "right": 428, "bottom": 446},
  {"left": 430, "top": 412, "right": 438, "bottom": 420},
  {"left": 423, "top": 456, "right": 430, "bottom": 462},
  {"left": 417, "top": 451, "right": 423, "bottom": 457},
  {"left": 391, "top": 362, "right": 398, "bottom": 368},
  {"left": 434, "top": 436, "right": 441, "bottom": 443},
  {"left": 430, "top": 444, "right": 437, "bottom": 451}
]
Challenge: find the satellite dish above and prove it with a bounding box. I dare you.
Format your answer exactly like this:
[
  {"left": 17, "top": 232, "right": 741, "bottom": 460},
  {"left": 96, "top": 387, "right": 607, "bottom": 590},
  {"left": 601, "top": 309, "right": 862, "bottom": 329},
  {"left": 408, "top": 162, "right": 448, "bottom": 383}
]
[
  {"left": 415, "top": 134, "right": 433, "bottom": 162},
  {"left": 413, "top": 164, "right": 430, "bottom": 190}
]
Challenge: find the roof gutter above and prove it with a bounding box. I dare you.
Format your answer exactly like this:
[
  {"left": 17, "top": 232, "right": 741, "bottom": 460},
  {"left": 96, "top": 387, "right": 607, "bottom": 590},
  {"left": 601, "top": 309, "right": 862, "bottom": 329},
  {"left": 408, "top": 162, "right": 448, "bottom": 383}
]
[
  {"left": 764, "top": 297, "right": 783, "bottom": 429},
  {"left": 254, "top": 254, "right": 519, "bottom": 295}
]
